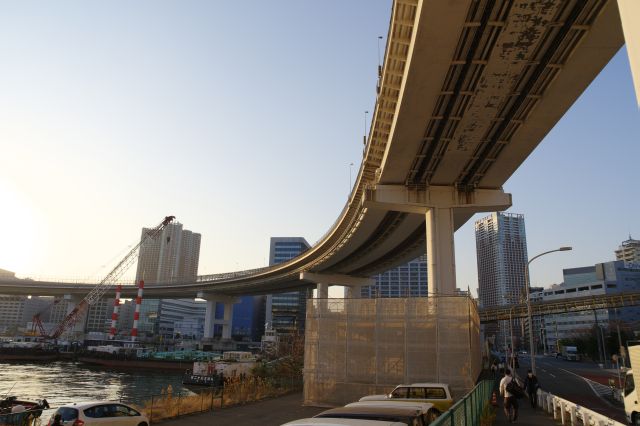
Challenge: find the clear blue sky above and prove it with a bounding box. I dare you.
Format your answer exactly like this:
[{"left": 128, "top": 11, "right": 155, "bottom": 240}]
[{"left": 0, "top": 1, "right": 638, "bottom": 296}]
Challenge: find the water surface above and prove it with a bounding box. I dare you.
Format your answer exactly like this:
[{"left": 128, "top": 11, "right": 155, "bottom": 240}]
[{"left": 0, "top": 361, "right": 189, "bottom": 407}]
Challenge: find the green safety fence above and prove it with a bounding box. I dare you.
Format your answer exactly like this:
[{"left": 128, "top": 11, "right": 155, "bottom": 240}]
[{"left": 430, "top": 380, "right": 496, "bottom": 426}]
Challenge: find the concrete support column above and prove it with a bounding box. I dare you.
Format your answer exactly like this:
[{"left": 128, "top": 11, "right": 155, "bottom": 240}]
[
  {"left": 222, "top": 302, "right": 233, "bottom": 340},
  {"left": 345, "top": 285, "right": 362, "bottom": 299},
  {"left": 300, "top": 272, "right": 374, "bottom": 299},
  {"left": 618, "top": 0, "right": 640, "bottom": 106},
  {"left": 426, "top": 207, "right": 456, "bottom": 296},
  {"left": 203, "top": 300, "right": 216, "bottom": 339},
  {"left": 198, "top": 292, "right": 239, "bottom": 340},
  {"left": 316, "top": 283, "right": 329, "bottom": 299}
]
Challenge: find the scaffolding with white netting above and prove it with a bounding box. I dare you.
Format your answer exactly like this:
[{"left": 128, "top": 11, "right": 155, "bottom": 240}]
[{"left": 303, "top": 295, "right": 480, "bottom": 407}]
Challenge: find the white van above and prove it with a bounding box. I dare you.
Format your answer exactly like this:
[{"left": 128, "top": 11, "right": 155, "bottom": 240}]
[
  {"left": 344, "top": 401, "right": 438, "bottom": 423},
  {"left": 313, "top": 405, "right": 431, "bottom": 426},
  {"left": 282, "top": 419, "right": 406, "bottom": 426}
]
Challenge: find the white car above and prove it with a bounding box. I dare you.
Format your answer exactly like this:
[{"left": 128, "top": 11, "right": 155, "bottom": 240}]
[
  {"left": 282, "top": 419, "right": 406, "bottom": 426},
  {"left": 47, "top": 401, "right": 148, "bottom": 426}
]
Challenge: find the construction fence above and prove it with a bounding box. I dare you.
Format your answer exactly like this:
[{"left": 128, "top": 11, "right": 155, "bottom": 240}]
[
  {"left": 430, "top": 379, "right": 495, "bottom": 426},
  {"left": 304, "top": 295, "right": 481, "bottom": 407}
]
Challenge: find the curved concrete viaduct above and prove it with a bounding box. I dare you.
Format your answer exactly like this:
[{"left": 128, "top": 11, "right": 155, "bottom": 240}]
[{"left": 0, "top": 0, "right": 631, "bottom": 305}]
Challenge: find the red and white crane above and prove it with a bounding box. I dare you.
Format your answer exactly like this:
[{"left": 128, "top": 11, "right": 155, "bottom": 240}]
[{"left": 42, "top": 215, "right": 175, "bottom": 340}]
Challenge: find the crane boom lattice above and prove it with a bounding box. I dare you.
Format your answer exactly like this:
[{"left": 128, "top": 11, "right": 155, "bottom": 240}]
[{"left": 49, "top": 215, "right": 175, "bottom": 339}]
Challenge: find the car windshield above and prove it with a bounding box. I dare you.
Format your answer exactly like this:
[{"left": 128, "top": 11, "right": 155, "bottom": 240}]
[
  {"left": 390, "top": 388, "right": 408, "bottom": 398},
  {"left": 56, "top": 407, "right": 78, "bottom": 421}
]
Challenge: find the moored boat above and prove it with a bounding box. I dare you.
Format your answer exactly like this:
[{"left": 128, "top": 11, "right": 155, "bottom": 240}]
[{"left": 0, "top": 396, "right": 49, "bottom": 426}]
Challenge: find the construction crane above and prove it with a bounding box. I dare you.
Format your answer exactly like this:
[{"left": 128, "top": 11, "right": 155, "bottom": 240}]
[
  {"left": 47, "top": 215, "right": 175, "bottom": 340},
  {"left": 30, "top": 299, "right": 61, "bottom": 337}
]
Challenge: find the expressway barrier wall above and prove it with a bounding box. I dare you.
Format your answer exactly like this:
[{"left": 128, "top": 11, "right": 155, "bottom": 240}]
[{"left": 303, "top": 295, "right": 481, "bottom": 407}]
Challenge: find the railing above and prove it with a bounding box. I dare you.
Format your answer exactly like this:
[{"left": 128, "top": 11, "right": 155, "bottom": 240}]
[
  {"left": 430, "top": 380, "right": 495, "bottom": 426},
  {"left": 479, "top": 291, "right": 640, "bottom": 322},
  {"left": 537, "top": 389, "right": 625, "bottom": 426}
]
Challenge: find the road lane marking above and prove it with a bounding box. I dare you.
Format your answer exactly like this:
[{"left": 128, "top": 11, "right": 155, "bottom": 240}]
[
  {"left": 556, "top": 366, "right": 620, "bottom": 409},
  {"left": 549, "top": 373, "right": 556, "bottom": 378}
]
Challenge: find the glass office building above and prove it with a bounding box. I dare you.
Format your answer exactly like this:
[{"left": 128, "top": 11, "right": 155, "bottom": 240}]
[
  {"left": 361, "top": 255, "right": 428, "bottom": 298},
  {"left": 266, "top": 237, "right": 310, "bottom": 334}
]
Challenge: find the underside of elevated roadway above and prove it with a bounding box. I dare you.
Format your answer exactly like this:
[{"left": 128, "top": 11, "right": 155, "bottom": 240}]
[{"left": 0, "top": 0, "right": 630, "bottom": 299}]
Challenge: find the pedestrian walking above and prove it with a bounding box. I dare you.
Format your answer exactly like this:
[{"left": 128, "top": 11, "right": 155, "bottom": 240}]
[
  {"left": 491, "top": 360, "right": 498, "bottom": 378},
  {"left": 499, "top": 369, "right": 519, "bottom": 423},
  {"left": 523, "top": 369, "right": 540, "bottom": 408}
]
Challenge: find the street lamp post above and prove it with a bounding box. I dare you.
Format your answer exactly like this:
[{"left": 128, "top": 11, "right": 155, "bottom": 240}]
[{"left": 525, "top": 246, "right": 572, "bottom": 375}]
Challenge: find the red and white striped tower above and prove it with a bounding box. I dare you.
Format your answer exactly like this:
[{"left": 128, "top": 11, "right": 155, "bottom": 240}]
[
  {"left": 131, "top": 280, "right": 144, "bottom": 342},
  {"left": 109, "top": 284, "right": 122, "bottom": 339}
]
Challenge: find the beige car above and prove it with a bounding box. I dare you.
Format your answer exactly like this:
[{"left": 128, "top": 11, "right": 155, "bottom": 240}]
[{"left": 359, "top": 383, "right": 453, "bottom": 415}]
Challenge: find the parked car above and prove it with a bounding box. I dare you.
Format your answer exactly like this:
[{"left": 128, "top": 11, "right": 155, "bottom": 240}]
[
  {"left": 344, "top": 401, "right": 438, "bottom": 423},
  {"left": 282, "top": 419, "right": 406, "bottom": 426},
  {"left": 359, "top": 383, "right": 453, "bottom": 414},
  {"left": 314, "top": 405, "right": 430, "bottom": 426},
  {"left": 47, "top": 401, "right": 148, "bottom": 426}
]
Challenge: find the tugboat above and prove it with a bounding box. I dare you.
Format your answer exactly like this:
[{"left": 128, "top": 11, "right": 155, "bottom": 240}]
[{"left": 0, "top": 395, "right": 49, "bottom": 425}]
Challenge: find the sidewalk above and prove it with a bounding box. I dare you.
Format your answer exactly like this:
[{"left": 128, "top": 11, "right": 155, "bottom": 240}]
[
  {"left": 494, "top": 397, "right": 559, "bottom": 426},
  {"left": 159, "top": 392, "right": 326, "bottom": 426}
]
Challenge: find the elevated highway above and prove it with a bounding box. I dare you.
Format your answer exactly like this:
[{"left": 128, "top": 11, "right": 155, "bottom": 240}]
[{"left": 1, "top": 0, "right": 634, "bottom": 302}]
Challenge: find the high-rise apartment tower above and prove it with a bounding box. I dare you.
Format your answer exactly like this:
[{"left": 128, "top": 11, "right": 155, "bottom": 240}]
[
  {"left": 616, "top": 236, "right": 640, "bottom": 264},
  {"left": 135, "top": 222, "right": 202, "bottom": 337},
  {"left": 475, "top": 212, "right": 528, "bottom": 351}
]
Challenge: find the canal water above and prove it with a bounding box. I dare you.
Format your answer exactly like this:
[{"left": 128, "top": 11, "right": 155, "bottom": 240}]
[{"left": 0, "top": 361, "right": 190, "bottom": 407}]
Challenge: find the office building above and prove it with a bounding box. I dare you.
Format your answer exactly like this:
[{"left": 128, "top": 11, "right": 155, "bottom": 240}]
[
  {"left": 361, "top": 255, "right": 428, "bottom": 298},
  {"left": 0, "top": 295, "right": 50, "bottom": 334},
  {"left": 231, "top": 296, "right": 265, "bottom": 341},
  {"left": 266, "top": 237, "right": 311, "bottom": 334},
  {"left": 135, "top": 222, "right": 202, "bottom": 337},
  {"left": 156, "top": 299, "right": 206, "bottom": 339},
  {"left": 532, "top": 261, "right": 640, "bottom": 352},
  {"left": 616, "top": 236, "right": 640, "bottom": 264},
  {"left": 475, "top": 212, "right": 528, "bottom": 351}
]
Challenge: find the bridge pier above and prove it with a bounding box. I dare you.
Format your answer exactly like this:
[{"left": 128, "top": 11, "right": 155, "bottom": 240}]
[
  {"left": 364, "top": 185, "right": 511, "bottom": 294},
  {"left": 198, "top": 292, "right": 239, "bottom": 340},
  {"left": 300, "top": 272, "right": 374, "bottom": 299},
  {"left": 618, "top": 0, "right": 640, "bottom": 106},
  {"left": 426, "top": 207, "right": 456, "bottom": 295}
]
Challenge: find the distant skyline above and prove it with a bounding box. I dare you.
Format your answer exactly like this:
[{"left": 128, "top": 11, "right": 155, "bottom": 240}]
[{"left": 0, "top": 1, "right": 638, "bottom": 297}]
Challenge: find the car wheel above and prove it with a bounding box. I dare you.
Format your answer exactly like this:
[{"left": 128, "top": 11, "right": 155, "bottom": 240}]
[
  {"left": 426, "top": 409, "right": 440, "bottom": 423},
  {"left": 137, "top": 423, "right": 148, "bottom": 426}
]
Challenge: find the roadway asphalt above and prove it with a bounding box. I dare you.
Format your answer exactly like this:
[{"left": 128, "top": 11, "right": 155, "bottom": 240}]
[
  {"left": 159, "top": 392, "right": 326, "bottom": 426},
  {"left": 516, "top": 355, "right": 626, "bottom": 423}
]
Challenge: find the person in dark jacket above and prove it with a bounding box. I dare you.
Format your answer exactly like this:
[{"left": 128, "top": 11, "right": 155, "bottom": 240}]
[
  {"left": 523, "top": 369, "right": 540, "bottom": 408},
  {"left": 51, "top": 414, "right": 63, "bottom": 426}
]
